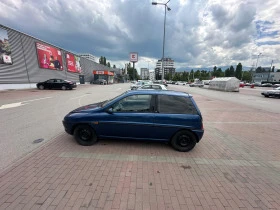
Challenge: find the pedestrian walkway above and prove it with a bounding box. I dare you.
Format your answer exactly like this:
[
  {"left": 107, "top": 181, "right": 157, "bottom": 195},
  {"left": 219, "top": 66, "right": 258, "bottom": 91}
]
[{"left": 1, "top": 95, "right": 280, "bottom": 209}]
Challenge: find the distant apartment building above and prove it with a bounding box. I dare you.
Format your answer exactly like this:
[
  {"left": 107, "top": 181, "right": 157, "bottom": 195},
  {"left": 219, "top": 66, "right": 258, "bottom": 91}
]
[
  {"left": 149, "top": 70, "right": 155, "bottom": 81},
  {"left": 140, "top": 68, "right": 149, "bottom": 80},
  {"left": 155, "top": 58, "right": 175, "bottom": 80},
  {"left": 78, "top": 53, "right": 95, "bottom": 62}
]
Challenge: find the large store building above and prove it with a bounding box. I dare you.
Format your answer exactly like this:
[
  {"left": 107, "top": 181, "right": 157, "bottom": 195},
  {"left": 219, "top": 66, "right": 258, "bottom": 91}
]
[{"left": 0, "top": 24, "right": 122, "bottom": 86}]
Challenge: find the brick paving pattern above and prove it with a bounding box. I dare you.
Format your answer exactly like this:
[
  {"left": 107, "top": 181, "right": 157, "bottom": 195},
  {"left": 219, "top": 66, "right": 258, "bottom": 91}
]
[{"left": 0, "top": 94, "right": 280, "bottom": 209}]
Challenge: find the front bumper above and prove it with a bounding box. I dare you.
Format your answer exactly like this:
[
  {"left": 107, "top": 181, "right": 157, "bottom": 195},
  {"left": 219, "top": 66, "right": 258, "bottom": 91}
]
[{"left": 62, "top": 120, "right": 74, "bottom": 135}]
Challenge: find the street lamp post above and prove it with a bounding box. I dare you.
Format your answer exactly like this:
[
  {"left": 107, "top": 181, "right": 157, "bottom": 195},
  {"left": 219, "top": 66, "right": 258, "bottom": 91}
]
[
  {"left": 152, "top": 1, "right": 171, "bottom": 83},
  {"left": 255, "top": 53, "right": 262, "bottom": 70}
]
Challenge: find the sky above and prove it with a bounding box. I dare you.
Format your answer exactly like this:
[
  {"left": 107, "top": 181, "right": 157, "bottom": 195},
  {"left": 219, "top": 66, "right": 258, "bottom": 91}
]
[{"left": 0, "top": 0, "right": 280, "bottom": 71}]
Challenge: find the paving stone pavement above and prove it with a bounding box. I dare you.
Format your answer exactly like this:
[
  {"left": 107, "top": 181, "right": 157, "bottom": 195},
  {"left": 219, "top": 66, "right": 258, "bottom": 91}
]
[{"left": 0, "top": 94, "right": 280, "bottom": 210}]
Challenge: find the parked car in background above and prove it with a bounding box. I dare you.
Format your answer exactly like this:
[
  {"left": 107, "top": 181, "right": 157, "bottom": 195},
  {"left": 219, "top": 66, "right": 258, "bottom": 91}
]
[
  {"left": 130, "top": 81, "right": 145, "bottom": 90},
  {"left": 153, "top": 80, "right": 168, "bottom": 87},
  {"left": 261, "top": 83, "right": 273, "bottom": 87},
  {"left": 175, "top": 81, "right": 186, "bottom": 85},
  {"left": 272, "top": 84, "right": 280, "bottom": 88},
  {"left": 90, "top": 79, "right": 107, "bottom": 85},
  {"left": 240, "top": 82, "right": 245, "bottom": 88},
  {"left": 36, "top": 79, "right": 77, "bottom": 90},
  {"left": 189, "top": 82, "right": 204, "bottom": 87},
  {"left": 261, "top": 87, "right": 280, "bottom": 98},
  {"left": 137, "top": 84, "right": 167, "bottom": 90},
  {"left": 63, "top": 90, "right": 204, "bottom": 152},
  {"left": 252, "top": 82, "right": 262, "bottom": 87}
]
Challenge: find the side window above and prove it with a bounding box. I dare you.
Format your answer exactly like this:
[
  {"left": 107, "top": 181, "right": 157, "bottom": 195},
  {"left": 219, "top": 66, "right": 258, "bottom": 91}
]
[
  {"left": 157, "top": 95, "right": 198, "bottom": 114},
  {"left": 112, "top": 95, "right": 152, "bottom": 112},
  {"left": 47, "top": 80, "right": 54, "bottom": 83}
]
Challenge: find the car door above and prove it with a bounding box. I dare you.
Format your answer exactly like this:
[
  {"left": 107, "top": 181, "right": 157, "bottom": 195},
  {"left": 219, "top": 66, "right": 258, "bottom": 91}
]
[
  {"left": 45, "top": 79, "right": 54, "bottom": 89},
  {"left": 53, "top": 79, "right": 62, "bottom": 89},
  {"left": 97, "top": 94, "right": 156, "bottom": 140},
  {"left": 153, "top": 95, "right": 202, "bottom": 140}
]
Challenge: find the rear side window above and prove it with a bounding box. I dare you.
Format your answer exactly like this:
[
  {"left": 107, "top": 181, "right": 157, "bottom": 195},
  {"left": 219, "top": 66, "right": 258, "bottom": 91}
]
[{"left": 158, "top": 95, "right": 198, "bottom": 114}]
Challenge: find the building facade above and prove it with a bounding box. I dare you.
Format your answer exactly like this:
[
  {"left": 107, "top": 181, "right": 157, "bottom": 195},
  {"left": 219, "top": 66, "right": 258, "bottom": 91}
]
[
  {"left": 78, "top": 53, "right": 95, "bottom": 62},
  {"left": 140, "top": 68, "right": 149, "bottom": 80},
  {"left": 155, "top": 58, "right": 175, "bottom": 80},
  {"left": 149, "top": 70, "right": 155, "bottom": 81},
  {"left": 0, "top": 24, "right": 121, "bottom": 85},
  {"left": 252, "top": 67, "right": 280, "bottom": 83}
]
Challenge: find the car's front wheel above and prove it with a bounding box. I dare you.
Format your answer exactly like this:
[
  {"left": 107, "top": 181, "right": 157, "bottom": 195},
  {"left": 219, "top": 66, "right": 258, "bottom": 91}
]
[
  {"left": 74, "top": 125, "right": 98, "bottom": 146},
  {"left": 61, "top": 86, "right": 67, "bottom": 90},
  {"left": 171, "top": 130, "right": 197, "bottom": 152}
]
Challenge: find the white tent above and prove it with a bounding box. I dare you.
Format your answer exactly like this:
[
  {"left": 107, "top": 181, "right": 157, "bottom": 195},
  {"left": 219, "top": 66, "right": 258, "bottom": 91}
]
[{"left": 209, "top": 77, "right": 240, "bottom": 92}]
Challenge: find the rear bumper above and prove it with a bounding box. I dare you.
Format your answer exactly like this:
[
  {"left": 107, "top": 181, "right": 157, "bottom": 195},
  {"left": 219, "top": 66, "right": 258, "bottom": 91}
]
[{"left": 193, "top": 129, "right": 204, "bottom": 142}]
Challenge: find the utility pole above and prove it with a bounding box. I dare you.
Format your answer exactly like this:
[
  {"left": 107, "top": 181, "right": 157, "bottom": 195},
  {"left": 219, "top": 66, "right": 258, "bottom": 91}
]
[{"left": 268, "top": 60, "right": 273, "bottom": 82}]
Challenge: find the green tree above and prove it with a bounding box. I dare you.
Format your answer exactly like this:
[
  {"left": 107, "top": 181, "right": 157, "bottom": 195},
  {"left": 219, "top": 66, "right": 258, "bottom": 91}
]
[
  {"left": 127, "top": 63, "right": 139, "bottom": 80},
  {"left": 225, "top": 68, "right": 230, "bottom": 77},
  {"left": 107, "top": 62, "right": 111, "bottom": 67},
  {"left": 242, "top": 71, "right": 251, "bottom": 82},
  {"left": 181, "top": 71, "right": 188, "bottom": 81},
  {"left": 113, "top": 64, "right": 116, "bottom": 68},
  {"left": 235, "top": 63, "right": 242, "bottom": 80},
  {"left": 229, "top": 66, "right": 235, "bottom": 77},
  {"left": 173, "top": 72, "right": 180, "bottom": 81},
  {"left": 99, "top": 56, "right": 103, "bottom": 64}
]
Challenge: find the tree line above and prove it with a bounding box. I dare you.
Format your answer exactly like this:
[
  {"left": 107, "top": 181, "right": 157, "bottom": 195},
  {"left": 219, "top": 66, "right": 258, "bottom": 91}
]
[
  {"left": 99, "top": 56, "right": 116, "bottom": 68},
  {"left": 165, "top": 63, "right": 254, "bottom": 82}
]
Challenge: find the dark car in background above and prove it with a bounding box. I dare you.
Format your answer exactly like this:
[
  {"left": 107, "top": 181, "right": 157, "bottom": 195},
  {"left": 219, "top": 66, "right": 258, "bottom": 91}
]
[
  {"left": 36, "top": 79, "right": 77, "bottom": 90},
  {"left": 63, "top": 90, "right": 204, "bottom": 152},
  {"left": 90, "top": 79, "right": 107, "bottom": 85}
]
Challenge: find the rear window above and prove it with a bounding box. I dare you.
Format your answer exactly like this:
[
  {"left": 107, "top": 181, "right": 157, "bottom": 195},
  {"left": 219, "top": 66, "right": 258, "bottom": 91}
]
[{"left": 158, "top": 95, "right": 198, "bottom": 114}]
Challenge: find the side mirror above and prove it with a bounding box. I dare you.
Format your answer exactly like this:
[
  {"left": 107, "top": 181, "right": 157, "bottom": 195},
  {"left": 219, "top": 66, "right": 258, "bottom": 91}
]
[{"left": 107, "top": 108, "right": 113, "bottom": 114}]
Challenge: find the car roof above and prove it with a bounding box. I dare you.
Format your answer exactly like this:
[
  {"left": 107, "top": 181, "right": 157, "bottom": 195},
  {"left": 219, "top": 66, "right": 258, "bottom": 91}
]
[{"left": 126, "top": 90, "right": 192, "bottom": 97}]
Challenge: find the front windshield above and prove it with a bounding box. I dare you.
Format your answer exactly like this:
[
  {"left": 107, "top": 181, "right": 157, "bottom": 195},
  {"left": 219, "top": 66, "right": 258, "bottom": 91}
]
[{"left": 101, "top": 91, "right": 127, "bottom": 107}]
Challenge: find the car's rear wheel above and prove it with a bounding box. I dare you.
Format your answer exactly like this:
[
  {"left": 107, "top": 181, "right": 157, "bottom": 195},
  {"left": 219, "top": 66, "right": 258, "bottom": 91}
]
[
  {"left": 61, "top": 86, "right": 67, "bottom": 90},
  {"left": 38, "top": 85, "right": 44, "bottom": 90},
  {"left": 171, "top": 130, "right": 197, "bottom": 152},
  {"left": 74, "top": 125, "right": 98, "bottom": 146}
]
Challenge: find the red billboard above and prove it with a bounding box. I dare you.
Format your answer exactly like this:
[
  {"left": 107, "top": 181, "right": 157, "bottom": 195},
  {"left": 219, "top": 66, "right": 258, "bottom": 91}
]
[
  {"left": 66, "top": 53, "right": 82, "bottom": 73},
  {"left": 36, "top": 42, "right": 63, "bottom": 70},
  {"left": 0, "top": 28, "right": 13, "bottom": 65}
]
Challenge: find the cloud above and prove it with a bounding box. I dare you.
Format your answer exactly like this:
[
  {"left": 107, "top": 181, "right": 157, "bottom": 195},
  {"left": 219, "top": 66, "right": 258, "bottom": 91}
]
[{"left": 0, "top": 0, "right": 279, "bottom": 70}]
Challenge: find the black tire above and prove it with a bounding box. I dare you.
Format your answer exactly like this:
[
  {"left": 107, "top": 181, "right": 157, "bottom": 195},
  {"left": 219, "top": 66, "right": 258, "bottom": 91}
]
[
  {"left": 61, "top": 86, "right": 67, "bottom": 90},
  {"left": 171, "top": 130, "right": 197, "bottom": 152},
  {"left": 38, "top": 85, "right": 44, "bottom": 90},
  {"left": 74, "top": 125, "right": 98, "bottom": 146},
  {"left": 265, "top": 95, "right": 269, "bottom": 98}
]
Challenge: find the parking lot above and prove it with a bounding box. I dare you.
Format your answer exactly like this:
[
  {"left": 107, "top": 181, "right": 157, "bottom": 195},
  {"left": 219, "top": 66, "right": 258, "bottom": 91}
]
[{"left": 0, "top": 83, "right": 280, "bottom": 209}]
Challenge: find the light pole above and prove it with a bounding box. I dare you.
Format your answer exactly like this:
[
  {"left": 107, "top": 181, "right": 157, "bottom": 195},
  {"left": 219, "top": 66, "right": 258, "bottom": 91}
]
[
  {"left": 255, "top": 53, "right": 262, "bottom": 70},
  {"left": 152, "top": 0, "right": 171, "bottom": 82}
]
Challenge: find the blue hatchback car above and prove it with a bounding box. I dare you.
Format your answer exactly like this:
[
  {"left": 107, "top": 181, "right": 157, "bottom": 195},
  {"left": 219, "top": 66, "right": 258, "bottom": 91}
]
[{"left": 63, "top": 90, "right": 204, "bottom": 152}]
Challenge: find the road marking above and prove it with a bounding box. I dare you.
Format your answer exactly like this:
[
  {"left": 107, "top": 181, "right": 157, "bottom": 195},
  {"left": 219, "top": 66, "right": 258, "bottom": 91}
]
[
  {"left": 70, "top": 95, "right": 88, "bottom": 100},
  {"left": 0, "top": 102, "right": 23, "bottom": 110},
  {"left": 21, "top": 97, "right": 52, "bottom": 103},
  {"left": 0, "top": 97, "right": 52, "bottom": 110}
]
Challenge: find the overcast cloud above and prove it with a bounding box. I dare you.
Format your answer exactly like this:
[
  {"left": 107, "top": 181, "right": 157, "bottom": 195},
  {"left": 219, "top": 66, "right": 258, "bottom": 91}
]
[{"left": 0, "top": 0, "right": 279, "bottom": 71}]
